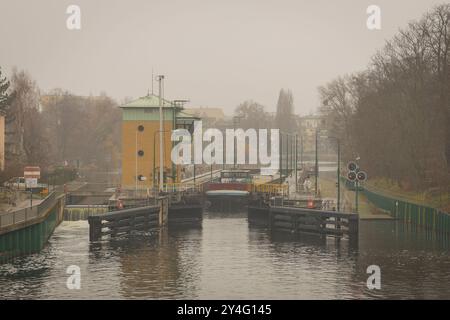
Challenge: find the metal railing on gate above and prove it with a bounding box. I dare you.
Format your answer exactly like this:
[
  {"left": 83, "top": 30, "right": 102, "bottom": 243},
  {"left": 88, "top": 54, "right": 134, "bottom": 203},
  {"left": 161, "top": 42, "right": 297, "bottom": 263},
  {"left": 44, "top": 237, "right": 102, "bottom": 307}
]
[{"left": 252, "top": 183, "right": 288, "bottom": 196}]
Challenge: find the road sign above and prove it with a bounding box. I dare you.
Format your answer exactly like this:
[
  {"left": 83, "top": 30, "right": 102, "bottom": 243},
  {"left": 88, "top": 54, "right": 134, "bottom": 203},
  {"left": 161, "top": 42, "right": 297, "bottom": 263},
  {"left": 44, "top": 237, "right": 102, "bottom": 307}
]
[
  {"left": 24, "top": 166, "right": 41, "bottom": 179},
  {"left": 347, "top": 162, "right": 358, "bottom": 172},
  {"left": 24, "top": 166, "right": 41, "bottom": 189},
  {"left": 25, "top": 178, "right": 38, "bottom": 188},
  {"left": 347, "top": 171, "right": 357, "bottom": 181},
  {"left": 357, "top": 171, "right": 367, "bottom": 182}
]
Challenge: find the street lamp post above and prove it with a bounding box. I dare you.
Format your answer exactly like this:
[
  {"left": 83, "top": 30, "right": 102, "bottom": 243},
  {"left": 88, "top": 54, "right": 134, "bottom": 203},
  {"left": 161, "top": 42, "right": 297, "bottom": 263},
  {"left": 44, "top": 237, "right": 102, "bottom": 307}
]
[
  {"left": 223, "top": 133, "right": 225, "bottom": 171},
  {"left": 233, "top": 116, "right": 244, "bottom": 169},
  {"left": 279, "top": 132, "right": 282, "bottom": 185},
  {"left": 288, "top": 135, "right": 291, "bottom": 176},
  {"left": 315, "top": 129, "right": 319, "bottom": 196},
  {"left": 286, "top": 134, "right": 289, "bottom": 177},
  {"left": 193, "top": 163, "right": 196, "bottom": 186},
  {"left": 279, "top": 131, "right": 295, "bottom": 186},
  {"left": 337, "top": 139, "right": 341, "bottom": 211},
  {"left": 135, "top": 130, "right": 138, "bottom": 197},
  {"left": 315, "top": 129, "right": 341, "bottom": 211},
  {"left": 153, "top": 130, "right": 169, "bottom": 188},
  {"left": 157, "top": 75, "right": 165, "bottom": 192},
  {"left": 295, "top": 134, "right": 298, "bottom": 193},
  {"left": 300, "top": 135, "right": 303, "bottom": 168}
]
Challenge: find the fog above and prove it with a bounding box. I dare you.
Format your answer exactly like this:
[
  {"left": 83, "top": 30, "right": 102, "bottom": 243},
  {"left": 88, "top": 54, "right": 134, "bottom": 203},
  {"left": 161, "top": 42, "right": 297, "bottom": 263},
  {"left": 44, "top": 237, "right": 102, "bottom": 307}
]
[{"left": 0, "top": 0, "right": 445, "bottom": 114}]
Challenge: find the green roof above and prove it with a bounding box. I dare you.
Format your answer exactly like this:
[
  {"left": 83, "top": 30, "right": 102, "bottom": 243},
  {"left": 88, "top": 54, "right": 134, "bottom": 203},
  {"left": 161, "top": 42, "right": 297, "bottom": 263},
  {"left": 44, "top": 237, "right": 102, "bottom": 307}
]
[{"left": 120, "top": 94, "right": 177, "bottom": 109}]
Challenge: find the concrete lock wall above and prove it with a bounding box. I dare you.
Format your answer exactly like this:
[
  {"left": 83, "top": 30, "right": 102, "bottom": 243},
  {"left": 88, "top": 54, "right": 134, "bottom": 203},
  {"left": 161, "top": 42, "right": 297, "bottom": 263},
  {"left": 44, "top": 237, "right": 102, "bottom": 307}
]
[
  {"left": 0, "top": 194, "right": 65, "bottom": 264},
  {"left": 362, "top": 187, "right": 450, "bottom": 234}
]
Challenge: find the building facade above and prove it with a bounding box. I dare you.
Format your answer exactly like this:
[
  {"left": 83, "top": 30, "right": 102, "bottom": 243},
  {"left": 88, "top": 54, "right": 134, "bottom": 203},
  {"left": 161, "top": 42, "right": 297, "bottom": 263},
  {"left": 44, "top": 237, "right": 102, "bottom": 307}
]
[
  {"left": 120, "top": 94, "right": 198, "bottom": 189},
  {"left": 298, "top": 114, "right": 326, "bottom": 153}
]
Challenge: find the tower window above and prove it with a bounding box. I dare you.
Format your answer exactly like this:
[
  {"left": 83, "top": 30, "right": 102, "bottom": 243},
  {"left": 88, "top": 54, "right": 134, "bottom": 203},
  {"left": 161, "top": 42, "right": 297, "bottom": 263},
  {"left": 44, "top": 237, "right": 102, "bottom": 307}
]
[
  {"left": 138, "top": 125, "right": 144, "bottom": 132},
  {"left": 138, "top": 150, "right": 144, "bottom": 157}
]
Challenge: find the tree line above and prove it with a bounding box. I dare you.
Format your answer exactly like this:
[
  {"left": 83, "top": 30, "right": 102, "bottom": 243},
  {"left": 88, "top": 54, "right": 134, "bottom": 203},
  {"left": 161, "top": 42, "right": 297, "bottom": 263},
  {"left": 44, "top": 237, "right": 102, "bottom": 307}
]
[
  {"left": 0, "top": 67, "right": 300, "bottom": 182},
  {"left": 0, "top": 68, "right": 121, "bottom": 182},
  {"left": 232, "top": 89, "right": 298, "bottom": 132},
  {"left": 319, "top": 4, "right": 450, "bottom": 191}
]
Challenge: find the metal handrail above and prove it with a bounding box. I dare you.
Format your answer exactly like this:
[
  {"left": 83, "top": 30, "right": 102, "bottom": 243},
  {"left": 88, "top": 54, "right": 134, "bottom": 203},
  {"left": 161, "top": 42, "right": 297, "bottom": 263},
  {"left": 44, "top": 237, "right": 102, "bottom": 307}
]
[
  {"left": 0, "top": 192, "right": 58, "bottom": 229},
  {"left": 154, "top": 183, "right": 204, "bottom": 193},
  {"left": 252, "top": 183, "right": 288, "bottom": 195}
]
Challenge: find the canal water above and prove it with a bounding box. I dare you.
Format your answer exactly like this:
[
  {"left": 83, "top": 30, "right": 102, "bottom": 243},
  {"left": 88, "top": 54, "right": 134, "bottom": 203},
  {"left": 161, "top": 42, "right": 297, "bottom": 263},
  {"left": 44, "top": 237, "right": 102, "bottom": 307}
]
[{"left": 1, "top": 211, "right": 450, "bottom": 299}]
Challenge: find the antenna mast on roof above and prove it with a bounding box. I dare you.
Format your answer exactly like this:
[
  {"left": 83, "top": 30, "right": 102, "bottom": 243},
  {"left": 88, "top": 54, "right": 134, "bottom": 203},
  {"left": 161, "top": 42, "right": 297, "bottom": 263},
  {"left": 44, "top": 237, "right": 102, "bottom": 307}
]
[{"left": 151, "top": 68, "right": 154, "bottom": 95}]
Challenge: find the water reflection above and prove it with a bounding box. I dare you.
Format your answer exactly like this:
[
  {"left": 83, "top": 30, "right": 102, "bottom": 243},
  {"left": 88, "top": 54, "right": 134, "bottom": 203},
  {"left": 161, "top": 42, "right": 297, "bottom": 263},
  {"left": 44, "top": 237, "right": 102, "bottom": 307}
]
[
  {"left": 354, "top": 221, "right": 450, "bottom": 299},
  {"left": 0, "top": 213, "right": 450, "bottom": 299}
]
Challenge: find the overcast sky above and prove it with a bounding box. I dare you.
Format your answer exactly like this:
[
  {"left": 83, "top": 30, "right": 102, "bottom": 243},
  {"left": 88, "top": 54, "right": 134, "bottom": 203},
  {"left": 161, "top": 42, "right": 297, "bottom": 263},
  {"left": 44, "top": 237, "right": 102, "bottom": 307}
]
[{"left": 0, "top": 0, "right": 446, "bottom": 115}]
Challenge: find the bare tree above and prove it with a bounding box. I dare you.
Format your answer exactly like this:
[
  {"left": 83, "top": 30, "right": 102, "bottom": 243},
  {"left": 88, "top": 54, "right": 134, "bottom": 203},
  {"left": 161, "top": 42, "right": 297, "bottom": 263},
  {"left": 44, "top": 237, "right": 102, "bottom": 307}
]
[{"left": 319, "top": 4, "right": 450, "bottom": 191}]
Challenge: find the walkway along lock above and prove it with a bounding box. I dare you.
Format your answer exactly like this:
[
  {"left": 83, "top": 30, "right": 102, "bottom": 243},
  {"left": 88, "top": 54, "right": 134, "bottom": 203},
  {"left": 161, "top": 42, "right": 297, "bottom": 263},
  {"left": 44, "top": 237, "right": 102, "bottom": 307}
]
[{"left": 0, "top": 192, "right": 66, "bottom": 263}]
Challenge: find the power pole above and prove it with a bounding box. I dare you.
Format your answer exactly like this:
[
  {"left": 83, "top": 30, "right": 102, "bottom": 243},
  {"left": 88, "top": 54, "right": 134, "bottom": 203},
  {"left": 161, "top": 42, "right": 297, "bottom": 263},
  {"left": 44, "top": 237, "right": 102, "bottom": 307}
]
[
  {"left": 279, "top": 133, "right": 282, "bottom": 185},
  {"left": 300, "top": 135, "right": 303, "bottom": 168},
  {"left": 286, "top": 134, "right": 289, "bottom": 176},
  {"left": 135, "top": 130, "right": 138, "bottom": 196},
  {"left": 232, "top": 116, "right": 242, "bottom": 169}
]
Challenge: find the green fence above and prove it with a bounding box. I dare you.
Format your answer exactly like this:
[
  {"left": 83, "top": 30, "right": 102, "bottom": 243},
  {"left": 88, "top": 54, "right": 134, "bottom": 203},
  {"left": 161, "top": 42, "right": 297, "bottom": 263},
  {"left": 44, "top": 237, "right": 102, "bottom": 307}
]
[
  {"left": 0, "top": 208, "right": 58, "bottom": 263},
  {"left": 0, "top": 192, "right": 64, "bottom": 264},
  {"left": 341, "top": 177, "right": 450, "bottom": 234}
]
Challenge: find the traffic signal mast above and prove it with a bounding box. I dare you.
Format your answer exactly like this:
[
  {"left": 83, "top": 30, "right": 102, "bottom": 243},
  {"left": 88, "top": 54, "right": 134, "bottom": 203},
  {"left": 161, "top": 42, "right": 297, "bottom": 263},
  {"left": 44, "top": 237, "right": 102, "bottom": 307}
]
[{"left": 346, "top": 161, "right": 367, "bottom": 213}]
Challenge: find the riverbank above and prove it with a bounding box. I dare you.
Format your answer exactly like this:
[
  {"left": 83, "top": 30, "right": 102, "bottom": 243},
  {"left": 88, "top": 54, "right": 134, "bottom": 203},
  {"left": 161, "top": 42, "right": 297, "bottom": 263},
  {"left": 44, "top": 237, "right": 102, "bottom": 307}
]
[
  {"left": 317, "top": 175, "right": 392, "bottom": 220},
  {"left": 367, "top": 178, "right": 450, "bottom": 212}
]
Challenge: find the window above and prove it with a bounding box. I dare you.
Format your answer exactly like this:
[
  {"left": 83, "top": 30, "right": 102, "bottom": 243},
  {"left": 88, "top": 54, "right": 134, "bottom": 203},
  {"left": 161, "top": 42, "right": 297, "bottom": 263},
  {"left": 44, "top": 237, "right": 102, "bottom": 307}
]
[
  {"left": 138, "top": 150, "right": 144, "bottom": 157},
  {"left": 138, "top": 125, "right": 144, "bottom": 132}
]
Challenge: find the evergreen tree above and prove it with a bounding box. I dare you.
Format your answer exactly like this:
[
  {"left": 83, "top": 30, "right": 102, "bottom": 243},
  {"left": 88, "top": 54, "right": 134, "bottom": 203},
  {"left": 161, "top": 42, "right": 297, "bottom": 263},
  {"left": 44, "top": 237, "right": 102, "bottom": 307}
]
[
  {"left": 0, "top": 67, "right": 12, "bottom": 113},
  {"left": 275, "top": 89, "right": 296, "bottom": 132}
]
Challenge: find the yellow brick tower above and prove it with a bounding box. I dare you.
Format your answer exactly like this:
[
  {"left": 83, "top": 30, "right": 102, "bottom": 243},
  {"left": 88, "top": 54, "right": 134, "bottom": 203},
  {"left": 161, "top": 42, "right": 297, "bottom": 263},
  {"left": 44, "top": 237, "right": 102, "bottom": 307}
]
[{"left": 120, "top": 94, "right": 198, "bottom": 189}]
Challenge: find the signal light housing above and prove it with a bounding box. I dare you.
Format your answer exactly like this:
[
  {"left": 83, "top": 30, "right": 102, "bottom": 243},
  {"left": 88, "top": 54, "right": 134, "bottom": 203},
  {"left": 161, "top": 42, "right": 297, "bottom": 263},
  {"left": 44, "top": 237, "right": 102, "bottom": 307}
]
[
  {"left": 347, "top": 161, "right": 358, "bottom": 172},
  {"left": 357, "top": 171, "right": 367, "bottom": 182},
  {"left": 347, "top": 171, "right": 357, "bottom": 181}
]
